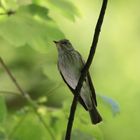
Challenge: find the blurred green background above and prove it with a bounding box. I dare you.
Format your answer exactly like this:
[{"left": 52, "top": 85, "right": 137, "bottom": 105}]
[{"left": 0, "top": 0, "right": 140, "bottom": 140}]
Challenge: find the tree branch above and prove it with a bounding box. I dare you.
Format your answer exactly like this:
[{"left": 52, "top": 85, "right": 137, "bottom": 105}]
[
  {"left": 0, "top": 90, "right": 20, "bottom": 96},
  {"left": 0, "top": 57, "right": 55, "bottom": 140},
  {"left": 65, "top": 0, "right": 108, "bottom": 140}
]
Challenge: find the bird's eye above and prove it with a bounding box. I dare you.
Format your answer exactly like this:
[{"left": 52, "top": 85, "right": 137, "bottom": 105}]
[{"left": 62, "top": 41, "right": 67, "bottom": 45}]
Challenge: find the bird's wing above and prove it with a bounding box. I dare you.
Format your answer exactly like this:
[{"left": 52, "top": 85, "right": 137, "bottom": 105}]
[
  {"left": 77, "top": 51, "right": 97, "bottom": 106},
  {"left": 58, "top": 63, "right": 88, "bottom": 110}
]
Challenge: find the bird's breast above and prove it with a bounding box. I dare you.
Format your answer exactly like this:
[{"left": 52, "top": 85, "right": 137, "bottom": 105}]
[
  {"left": 58, "top": 52, "right": 82, "bottom": 89},
  {"left": 58, "top": 51, "right": 93, "bottom": 109}
]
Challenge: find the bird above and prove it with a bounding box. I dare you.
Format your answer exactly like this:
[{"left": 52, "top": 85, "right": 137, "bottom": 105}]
[{"left": 54, "top": 39, "right": 102, "bottom": 124}]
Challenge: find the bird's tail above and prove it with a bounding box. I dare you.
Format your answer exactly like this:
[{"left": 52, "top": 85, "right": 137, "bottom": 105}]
[{"left": 89, "top": 106, "right": 102, "bottom": 124}]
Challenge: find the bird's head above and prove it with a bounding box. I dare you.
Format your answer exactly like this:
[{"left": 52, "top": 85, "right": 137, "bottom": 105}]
[{"left": 53, "top": 39, "right": 74, "bottom": 53}]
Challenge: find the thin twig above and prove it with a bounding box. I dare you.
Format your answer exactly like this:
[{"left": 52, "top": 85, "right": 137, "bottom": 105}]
[
  {"left": 0, "top": 58, "right": 26, "bottom": 97},
  {"left": 65, "top": 0, "right": 108, "bottom": 140},
  {"left": 0, "top": 57, "right": 55, "bottom": 140},
  {"left": 0, "top": 90, "right": 20, "bottom": 96}
]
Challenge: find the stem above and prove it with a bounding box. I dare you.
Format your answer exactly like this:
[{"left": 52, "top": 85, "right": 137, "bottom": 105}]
[
  {"left": 0, "top": 57, "right": 55, "bottom": 140},
  {"left": 0, "top": 90, "right": 20, "bottom": 96},
  {"left": 65, "top": 0, "right": 108, "bottom": 140}
]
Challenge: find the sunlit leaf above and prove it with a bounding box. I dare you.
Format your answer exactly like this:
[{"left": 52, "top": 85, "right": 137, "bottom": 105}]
[
  {"left": 17, "top": 4, "right": 51, "bottom": 20},
  {"left": 11, "top": 113, "right": 53, "bottom": 140},
  {"left": 35, "top": 0, "right": 80, "bottom": 21},
  {"left": 0, "top": 4, "right": 64, "bottom": 53},
  {"left": 37, "top": 96, "right": 47, "bottom": 104},
  {"left": 48, "top": 0, "right": 80, "bottom": 20},
  {"left": 0, "top": 0, "right": 18, "bottom": 10}
]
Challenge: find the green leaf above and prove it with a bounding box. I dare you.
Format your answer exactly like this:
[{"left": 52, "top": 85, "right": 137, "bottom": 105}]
[
  {"left": 37, "top": 96, "right": 47, "bottom": 103},
  {"left": 37, "top": 0, "right": 80, "bottom": 21},
  {"left": 50, "top": 109, "right": 67, "bottom": 140},
  {"left": 0, "top": 4, "right": 64, "bottom": 52},
  {"left": 0, "top": 96, "right": 7, "bottom": 123},
  {"left": 0, "top": 130, "right": 6, "bottom": 140},
  {"left": 71, "top": 129, "right": 94, "bottom": 140},
  {"left": 42, "top": 63, "right": 61, "bottom": 81},
  {"left": 11, "top": 113, "right": 53, "bottom": 140},
  {"left": 99, "top": 94, "right": 120, "bottom": 116},
  {"left": 0, "top": 0, "right": 18, "bottom": 10},
  {"left": 17, "top": 4, "right": 51, "bottom": 20}
]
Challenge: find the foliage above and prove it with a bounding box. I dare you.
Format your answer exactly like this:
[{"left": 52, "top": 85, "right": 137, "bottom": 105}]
[{"left": 0, "top": 0, "right": 128, "bottom": 140}]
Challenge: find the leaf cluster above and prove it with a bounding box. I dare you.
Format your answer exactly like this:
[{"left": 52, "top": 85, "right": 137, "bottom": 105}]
[{"left": 0, "top": 0, "right": 119, "bottom": 140}]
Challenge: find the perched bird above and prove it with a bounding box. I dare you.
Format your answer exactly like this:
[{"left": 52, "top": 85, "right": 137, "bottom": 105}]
[{"left": 54, "top": 39, "right": 102, "bottom": 124}]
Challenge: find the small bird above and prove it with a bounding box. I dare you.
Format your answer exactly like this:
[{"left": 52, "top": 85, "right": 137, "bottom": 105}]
[{"left": 54, "top": 39, "right": 102, "bottom": 124}]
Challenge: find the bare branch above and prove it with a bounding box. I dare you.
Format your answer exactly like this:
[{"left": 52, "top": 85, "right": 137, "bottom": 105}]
[{"left": 65, "top": 0, "right": 108, "bottom": 140}]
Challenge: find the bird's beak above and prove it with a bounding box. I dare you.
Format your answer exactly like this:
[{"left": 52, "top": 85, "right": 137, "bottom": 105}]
[{"left": 53, "top": 40, "right": 59, "bottom": 44}]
